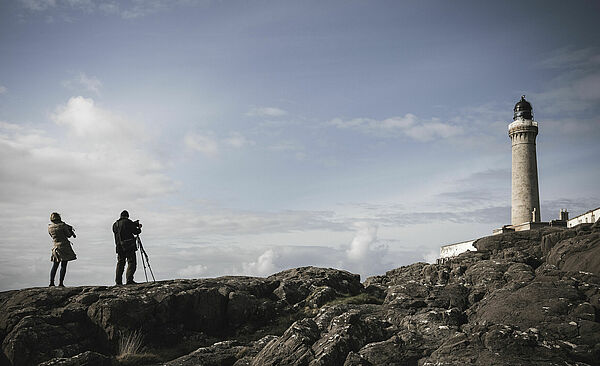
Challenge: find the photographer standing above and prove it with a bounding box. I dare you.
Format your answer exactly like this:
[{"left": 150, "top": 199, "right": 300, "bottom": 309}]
[
  {"left": 48, "top": 212, "right": 77, "bottom": 287},
  {"left": 112, "top": 210, "right": 142, "bottom": 285}
]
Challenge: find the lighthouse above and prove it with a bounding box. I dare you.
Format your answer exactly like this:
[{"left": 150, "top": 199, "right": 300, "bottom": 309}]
[{"left": 509, "top": 95, "right": 541, "bottom": 225}]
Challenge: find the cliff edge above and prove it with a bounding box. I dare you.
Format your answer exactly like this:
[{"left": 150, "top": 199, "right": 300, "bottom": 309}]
[{"left": 1, "top": 221, "right": 599, "bottom": 366}]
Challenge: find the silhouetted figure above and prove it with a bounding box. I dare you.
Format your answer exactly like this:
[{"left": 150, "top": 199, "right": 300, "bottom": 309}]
[
  {"left": 112, "top": 210, "right": 142, "bottom": 285},
  {"left": 48, "top": 212, "right": 77, "bottom": 287}
]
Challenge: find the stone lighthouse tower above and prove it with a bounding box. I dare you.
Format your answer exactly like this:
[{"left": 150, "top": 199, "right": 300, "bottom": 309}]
[{"left": 509, "top": 95, "right": 540, "bottom": 225}]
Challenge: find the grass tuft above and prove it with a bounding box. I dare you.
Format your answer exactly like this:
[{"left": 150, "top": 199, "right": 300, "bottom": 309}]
[
  {"left": 325, "top": 293, "right": 384, "bottom": 306},
  {"left": 116, "top": 330, "right": 159, "bottom": 365}
]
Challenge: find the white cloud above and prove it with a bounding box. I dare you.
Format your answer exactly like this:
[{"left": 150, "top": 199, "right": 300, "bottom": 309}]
[
  {"left": 241, "top": 249, "right": 278, "bottom": 277},
  {"left": 178, "top": 264, "right": 208, "bottom": 278},
  {"left": 98, "top": 2, "right": 119, "bottom": 15},
  {"left": 330, "top": 114, "right": 462, "bottom": 142},
  {"left": 0, "top": 85, "right": 7, "bottom": 95},
  {"left": 118, "top": 0, "right": 170, "bottom": 19},
  {"left": 19, "top": 0, "right": 183, "bottom": 19},
  {"left": 184, "top": 133, "right": 219, "bottom": 156},
  {"left": 0, "top": 121, "right": 22, "bottom": 131},
  {"left": 20, "top": 0, "right": 56, "bottom": 11},
  {"left": 246, "top": 107, "right": 288, "bottom": 117},
  {"left": 52, "top": 96, "right": 133, "bottom": 142},
  {"left": 1, "top": 96, "right": 174, "bottom": 205},
  {"left": 346, "top": 222, "right": 378, "bottom": 262},
  {"left": 63, "top": 72, "right": 102, "bottom": 95},
  {"left": 344, "top": 222, "right": 391, "bottom": 275},
  {"left": 64, "top": 0, "right": 94, "bottom": 9}
]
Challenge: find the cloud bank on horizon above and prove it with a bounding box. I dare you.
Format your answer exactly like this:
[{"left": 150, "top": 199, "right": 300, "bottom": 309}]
[{"left": 0, "top": 0, "right": 598, "bottom": 290}]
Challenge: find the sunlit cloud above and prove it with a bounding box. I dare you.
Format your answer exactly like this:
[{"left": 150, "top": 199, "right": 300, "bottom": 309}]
[
  {"left": 1, "top": 96, "right": 174, "bottom": 205},
  {"left": 178, "top": 264, "right": 208, "bottom": 278},
  {"left": 241, "top": 249, "right": 278, "bottom": 277}
]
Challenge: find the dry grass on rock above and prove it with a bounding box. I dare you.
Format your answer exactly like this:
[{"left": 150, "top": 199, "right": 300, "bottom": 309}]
[{"left": 116, "top": 330, "right": 159, "bottom": 366}]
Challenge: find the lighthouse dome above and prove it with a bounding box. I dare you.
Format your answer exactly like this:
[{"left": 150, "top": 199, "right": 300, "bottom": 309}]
[{"left": 514, "top": 95, "right": 533, "bottom": 120}]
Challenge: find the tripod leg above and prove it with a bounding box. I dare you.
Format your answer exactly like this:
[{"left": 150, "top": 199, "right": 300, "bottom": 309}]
[
  {"left": 137, "top": 235, "right": 156, "bottom": 282},
  {"left": 147, "top": 258, "right": 156, "bottom": 282},
  {"left": 142, "top": 249, "right": 156, "bottom": 282},
  {"left": 142, "top": 250, "right": 148, "bottom": 282},
  {"left": 137, "top": 237, "right": 149, "bottom": 282}
]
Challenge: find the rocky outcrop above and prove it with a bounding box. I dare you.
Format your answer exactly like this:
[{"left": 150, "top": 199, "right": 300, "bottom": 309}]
[
  {"left": 546, "top": 224, "right": 600, "bottom": 274},
  {"left": 2, "top": 224, "right": 600, "bottom": 365}
]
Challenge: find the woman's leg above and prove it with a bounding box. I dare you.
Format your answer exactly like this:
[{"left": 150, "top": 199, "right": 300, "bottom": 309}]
[
  {"left": 50, "top": 261, "right": 59, "bottom": 286},
  {"left": 59, "top": 261, "right": 68, "bottom": 286}
]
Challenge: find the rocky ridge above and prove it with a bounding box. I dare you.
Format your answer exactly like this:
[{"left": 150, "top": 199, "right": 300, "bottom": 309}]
[{"left": 1, "top": 221, "right": 599, "bottom": 365}]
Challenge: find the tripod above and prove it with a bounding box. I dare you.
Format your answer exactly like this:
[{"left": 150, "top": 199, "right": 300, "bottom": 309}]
[{"left": 136, "top": 235, "right": 155, "bottom": 282}]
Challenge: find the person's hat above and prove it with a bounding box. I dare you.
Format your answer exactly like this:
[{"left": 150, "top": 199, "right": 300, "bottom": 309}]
[
  {"left": 120, "top": 210, "right": 129, "bottom": 218},
  {"left": 50, "top": 212, "right": 61, "bottom": 223}
]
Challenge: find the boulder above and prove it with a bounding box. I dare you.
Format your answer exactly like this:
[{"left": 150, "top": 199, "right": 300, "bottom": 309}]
[{"left": 546, "top": 229, "right": 600, "bottom": 275}]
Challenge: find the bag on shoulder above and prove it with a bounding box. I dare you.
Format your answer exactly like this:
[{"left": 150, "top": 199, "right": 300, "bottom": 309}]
[{"left": 120, "top": 238, "right": 137, "bottom": 252}]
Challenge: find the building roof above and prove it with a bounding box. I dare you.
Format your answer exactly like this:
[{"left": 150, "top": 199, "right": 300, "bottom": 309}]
[
  {"left": 441, "top": 239, "right": 476, "bottom": 248},
  {"left": 568, "top": 206, "right": 600, "bottom": 220}
]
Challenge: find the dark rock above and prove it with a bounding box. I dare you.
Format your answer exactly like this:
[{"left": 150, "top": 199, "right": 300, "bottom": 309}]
[
  {"left": 250, "top": 318, "right": 320, "bottom": 366},
  {"left": 305, "top": 286, "right": 338, "bottom": 309},
  {"left": 474, "top": 228, "right": 561, "bottom": 254},
  {"left": 541, "top": 229, "right": 577, "bottom": 255},
  {"left": 232, "top": 335, "right": 278, "bottom": 366},
  {"left": 0, "top": 274, "right": 324, "bottom": 365},
  {"left": 546, "top": 229, "right": 600, "bottom": 275},
  {"left": 37, "top": 351, "right": 112, "bottom": 366},
  {"left": 356, "top": 336, "right": 406, "bottom": 366},
  {"left": 269, "top": 267, "right": 363, "bottom": 306},
  {"left": 309, "top": 310, "right": 389, "bottom": 366},
  {"left": 162, "top": 340, "right": 245, "bottom": 366},
  {"left": 343, "top": 351, "right": 373, "bottom": 366}
]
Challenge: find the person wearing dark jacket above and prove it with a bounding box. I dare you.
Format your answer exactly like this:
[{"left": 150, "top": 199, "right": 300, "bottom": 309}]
[
  {"left": 112, "top": 210, "right": 142, "bottom": 285},
  {"left": 48, "top": 212, "right": 77, "bottom": 287}
]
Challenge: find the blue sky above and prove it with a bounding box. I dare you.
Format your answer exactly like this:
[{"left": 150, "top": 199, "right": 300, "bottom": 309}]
[{"left": 0, "top": 0, "right": 599, "bottom": 290}]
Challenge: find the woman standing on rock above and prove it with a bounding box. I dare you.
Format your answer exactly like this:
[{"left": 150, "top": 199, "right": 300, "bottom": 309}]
[{"left": 48, "top": 212, "right": 77, "bottom": 287}]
